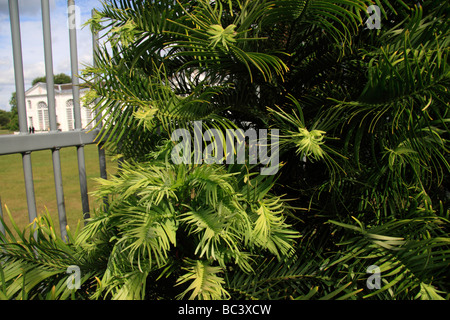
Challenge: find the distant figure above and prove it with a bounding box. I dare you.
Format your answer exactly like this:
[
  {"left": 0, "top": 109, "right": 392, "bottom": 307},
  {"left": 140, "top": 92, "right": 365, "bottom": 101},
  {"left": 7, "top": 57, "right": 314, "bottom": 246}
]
[
  {"left": 32, "top": 126, "right": 35, "bottom": 134},
  {"left": 29, "top": 127, "right": 32, "bottom": 134}
]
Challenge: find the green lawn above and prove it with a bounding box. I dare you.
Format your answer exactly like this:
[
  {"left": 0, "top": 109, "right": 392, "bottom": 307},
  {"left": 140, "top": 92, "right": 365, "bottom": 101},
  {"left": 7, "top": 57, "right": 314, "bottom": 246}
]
[{"left": 0, "top": 143, "right": 117, "bottom": 236}]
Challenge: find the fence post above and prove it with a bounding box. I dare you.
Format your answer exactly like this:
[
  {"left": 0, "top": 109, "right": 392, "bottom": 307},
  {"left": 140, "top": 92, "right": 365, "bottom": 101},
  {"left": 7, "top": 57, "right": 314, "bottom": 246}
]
[
  {"left": 68, "top": 0, "right": 90, "bottom": 221},
  {"left": 41, "top": 0, "right": 68, "bottom": 240},
  {"left": 8, "top": 0, "right": 38, "bottom": 225}
]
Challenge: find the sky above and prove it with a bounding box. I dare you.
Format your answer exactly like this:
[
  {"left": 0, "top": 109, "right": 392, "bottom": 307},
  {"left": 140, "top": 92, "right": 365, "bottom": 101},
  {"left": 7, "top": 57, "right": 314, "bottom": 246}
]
[{"left": 0, "top": 0, "right": 103, "bottom": 111}]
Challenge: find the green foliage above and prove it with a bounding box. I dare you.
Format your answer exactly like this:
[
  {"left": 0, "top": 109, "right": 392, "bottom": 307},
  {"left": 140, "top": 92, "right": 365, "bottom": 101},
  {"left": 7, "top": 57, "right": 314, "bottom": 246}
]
[
  {"left": 0, "top": 110, "right": 11, "bottom": 130},
  {"left": 1, "top": 0, "right": 449, "bottom": 300},
  {"left": 6, "top": 92, "right": 19, "bottom": 131},
  {"left": 326, "top": 213, "right": 450, "bottom": 300},
  {"left": 76, "top": 145, "right": 298, "bottom": 299},
  {"left": 0, "top": 206, "right": 98, "bottom": 300},
  {"left": 176, "top": 259, "right": 230, "bottom": 300}
]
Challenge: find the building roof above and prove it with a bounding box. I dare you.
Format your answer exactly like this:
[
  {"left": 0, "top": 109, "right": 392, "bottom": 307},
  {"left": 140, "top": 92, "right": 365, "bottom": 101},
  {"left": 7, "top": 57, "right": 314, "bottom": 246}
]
[{"left": 25, "top": 82, "right": 88, "bottom": 97}]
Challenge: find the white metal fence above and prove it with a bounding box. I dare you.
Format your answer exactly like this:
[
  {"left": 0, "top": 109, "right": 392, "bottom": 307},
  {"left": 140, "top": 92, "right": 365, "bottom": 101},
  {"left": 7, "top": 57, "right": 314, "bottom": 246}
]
[{"left": 0, "top": 0, "right": 106, "bottom": 240}]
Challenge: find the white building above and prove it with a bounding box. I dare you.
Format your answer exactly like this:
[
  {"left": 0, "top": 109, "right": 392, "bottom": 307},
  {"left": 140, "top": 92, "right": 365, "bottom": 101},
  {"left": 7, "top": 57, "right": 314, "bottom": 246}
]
[{"left": 24, "top": 82, "right": 94, "bottom": 132}]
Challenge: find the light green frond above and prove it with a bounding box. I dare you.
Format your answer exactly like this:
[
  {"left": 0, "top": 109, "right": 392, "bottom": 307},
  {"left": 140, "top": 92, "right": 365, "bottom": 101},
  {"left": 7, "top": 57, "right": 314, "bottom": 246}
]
[
  {"left": 251, "top": 196, "right": 300, "bottom": 258},
  {"left": 175, "top": 259, "right": 230, "bottom": 300}
]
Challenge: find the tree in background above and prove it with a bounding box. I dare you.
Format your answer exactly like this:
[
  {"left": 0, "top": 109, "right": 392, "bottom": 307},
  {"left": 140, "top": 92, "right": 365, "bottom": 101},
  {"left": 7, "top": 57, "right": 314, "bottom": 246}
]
[
  {"left": 0, "top": 110, "right": 11, "bottom": 130},
  {"left": 31, "top": 73, "right": 72, "bottom": 86},
  {"left": 7, "top": 92, "right": 18, "bottom": 131}
]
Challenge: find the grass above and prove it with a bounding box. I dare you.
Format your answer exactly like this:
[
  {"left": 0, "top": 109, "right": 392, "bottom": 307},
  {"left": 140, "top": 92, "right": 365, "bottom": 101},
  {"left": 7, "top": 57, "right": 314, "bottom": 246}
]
[{"left": 0, "top": 143, "right": 117, "bottom": 236}]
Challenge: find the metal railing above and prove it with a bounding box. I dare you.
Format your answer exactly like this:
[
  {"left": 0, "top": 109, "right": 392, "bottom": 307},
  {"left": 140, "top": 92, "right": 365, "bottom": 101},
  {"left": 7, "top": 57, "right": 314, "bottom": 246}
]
[{"left": 0, "top": 0, "right": 106, "bottom": 240}]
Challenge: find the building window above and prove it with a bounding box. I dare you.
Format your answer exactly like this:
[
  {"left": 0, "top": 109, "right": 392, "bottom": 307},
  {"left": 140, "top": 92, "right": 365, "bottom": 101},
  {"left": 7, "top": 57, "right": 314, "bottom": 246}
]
[
  {"left": 27, "top": 100, "right": 32, "bottom": 109},
  {"left": 37, "top": 101, "right": 49, "bottom": 131},
  {"left": 66, "top": 99, "right": 74, "bottom": 131},
  {"left": 85, "top": 107, "right": 93, "bottom": 130}
]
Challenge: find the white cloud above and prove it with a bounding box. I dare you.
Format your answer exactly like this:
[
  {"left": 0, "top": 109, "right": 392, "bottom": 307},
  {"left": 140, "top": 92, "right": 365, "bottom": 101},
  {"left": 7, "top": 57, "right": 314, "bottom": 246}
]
[{"left": 0, "top": 0, "right": 44, "bottom": 18}]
